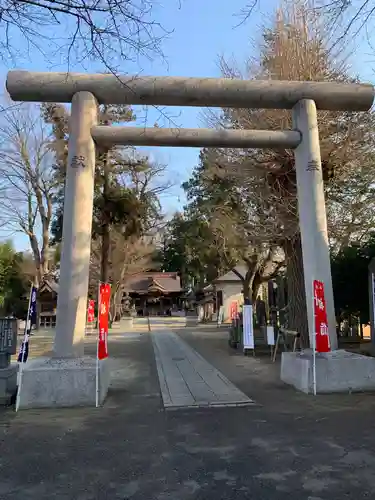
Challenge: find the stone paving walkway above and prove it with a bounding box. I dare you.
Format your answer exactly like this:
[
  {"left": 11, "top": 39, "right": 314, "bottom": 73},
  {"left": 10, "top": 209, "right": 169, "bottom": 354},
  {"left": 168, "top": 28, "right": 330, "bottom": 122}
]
[
  {"left": 5, "top": 328, "right": 375, "bottom": 499},
  {"left": 151, "top": 330, "right": 254, "bottom": 409}
]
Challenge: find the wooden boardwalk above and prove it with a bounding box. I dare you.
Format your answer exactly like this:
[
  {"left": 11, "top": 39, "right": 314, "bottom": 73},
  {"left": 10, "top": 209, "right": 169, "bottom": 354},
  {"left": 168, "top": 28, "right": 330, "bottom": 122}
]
[{"left": 151, "top": 330, "right": 254, "bottom": 409}]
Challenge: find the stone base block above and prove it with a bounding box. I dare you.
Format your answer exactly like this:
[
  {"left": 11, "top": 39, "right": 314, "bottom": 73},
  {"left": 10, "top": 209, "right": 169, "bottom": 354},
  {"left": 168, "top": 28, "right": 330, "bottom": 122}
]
[
  {"left": 17, "top": 356, "right": 110, "bottom": 409},
  {"left": 0, "top": 363, "right": 18, "bottom": 404},
  {"left": 281, "top": 349, "right": 375, "bottom": 394},
  {"left": 120, "top": 317, "right": 133, "bottom": 329}
]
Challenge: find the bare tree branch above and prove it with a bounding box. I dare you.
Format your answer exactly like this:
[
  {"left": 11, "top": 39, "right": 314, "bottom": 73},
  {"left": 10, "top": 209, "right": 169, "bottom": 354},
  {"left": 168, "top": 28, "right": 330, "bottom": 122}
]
[
  {"left": 0, "top": 99, "right": 57, "bottom": 284},
  {"left": 199, "top": 0, "right": 375, "bottom": 341},
  {"left": 0, "top": 0, "right": 171, "bottom": 70},
  {"left": 89, "top": 232, "right": 157, "bottom": 320}
]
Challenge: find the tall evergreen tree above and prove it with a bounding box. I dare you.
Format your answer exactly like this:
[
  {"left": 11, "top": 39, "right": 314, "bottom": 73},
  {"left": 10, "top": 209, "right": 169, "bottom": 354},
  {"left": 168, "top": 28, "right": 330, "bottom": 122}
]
[
  {"left": 0, "top": 241, "right": 29, "bottom": 317},
  {"left": 210, "top": 0, "right": 375, "bottom": 342}
]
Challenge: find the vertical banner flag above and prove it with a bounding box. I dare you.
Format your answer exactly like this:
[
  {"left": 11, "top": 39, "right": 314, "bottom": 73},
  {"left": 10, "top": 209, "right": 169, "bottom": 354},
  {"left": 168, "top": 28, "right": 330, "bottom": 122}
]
[
  {"left": 313, "top": 280, "right": 331, "bottom": 353},
  {"left": 266, "top": 325, "right": 275, "bottom": 346},
  {"left": 217, "top": 305, "right": 224, "bottom": 326},
  {"left": 230, "top": 301, "right": 238, "bottom": 321},
  {"left": 87, "top": 300, "right": 95, "bottom": 323},
  {"left": 17, "top": 285, "right": 38, "bottom": 363},
  {"left": 98, "top": 283, "right": 110, "bottom": 360},
  {"left": 243, "top": 304, "right": 254, "bottom": 349}
]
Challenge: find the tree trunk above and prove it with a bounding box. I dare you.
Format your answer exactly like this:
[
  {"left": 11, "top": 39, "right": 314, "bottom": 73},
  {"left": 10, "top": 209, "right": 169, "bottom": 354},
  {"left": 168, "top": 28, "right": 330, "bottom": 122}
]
[
  {"left": 29, "top": 235, "right": 42, "bottom": 325},
  {"left": 40, "top": 220, "right": 50, "bottom": 280},
  {"left": 112, "top": 284, "right": 122, "bottom": 321},
  {"left": 101, "top": 224, "right": 110, "bottom": 282},
  {"left": 251, "top": 274, "right": 262, "bottom": 303},
  {"left": 283, "top": 234, "right": 309, "bottom": 346},
  {"left": 101, "top": 156, "right": 110, "bottom": 283},
  {"left": 243, "top": 277, "right": 253, "bottom": 305}
]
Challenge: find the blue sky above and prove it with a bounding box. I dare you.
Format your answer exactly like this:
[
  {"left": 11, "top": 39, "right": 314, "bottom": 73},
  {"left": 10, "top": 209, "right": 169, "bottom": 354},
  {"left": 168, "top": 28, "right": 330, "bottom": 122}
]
[{"left": 0, "top": 0, "right": 374, "bottom": 251}]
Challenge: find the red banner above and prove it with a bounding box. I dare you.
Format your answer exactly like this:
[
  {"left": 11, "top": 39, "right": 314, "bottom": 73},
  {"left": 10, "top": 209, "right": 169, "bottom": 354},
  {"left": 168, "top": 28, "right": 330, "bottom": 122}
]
[
  {"left": 87, "top": 299, "right": 95, "bottom": 323},
  {"left": 313, "top": 280, "right": 330, "bottom": 353},
  {"left": 230, "top": 301, "right": 238, "bottom": 320},
  {"left": 98, "top": 283, "right": 111, "bottom": 360}
]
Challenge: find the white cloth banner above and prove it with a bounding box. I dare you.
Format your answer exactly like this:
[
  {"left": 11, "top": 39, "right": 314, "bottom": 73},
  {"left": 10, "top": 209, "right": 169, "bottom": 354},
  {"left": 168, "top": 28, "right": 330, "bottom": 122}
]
[
  {"left": 198, "top": 306, "right": 204, "bottom": 322},
  {"left": 243, "top": 304, "right": 254, "bottom": 349},
  {"left": 266, "top": 325, "right": 275, "bottom": 346},
  {"left": 217, "top": 306, "right": 224, "bottom": 326}
]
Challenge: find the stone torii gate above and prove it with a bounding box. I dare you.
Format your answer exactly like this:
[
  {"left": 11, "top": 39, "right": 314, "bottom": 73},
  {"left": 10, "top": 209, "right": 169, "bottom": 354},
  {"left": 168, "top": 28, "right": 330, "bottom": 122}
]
[{"left": 7, "top": 71, "right": 374, "bottom": 407}]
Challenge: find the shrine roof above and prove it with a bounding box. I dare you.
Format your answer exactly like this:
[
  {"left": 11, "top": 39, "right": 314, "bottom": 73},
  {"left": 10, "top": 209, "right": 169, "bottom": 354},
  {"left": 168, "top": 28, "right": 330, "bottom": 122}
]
[
  {"left": 39, "top": 279, "right": 59, "bottom": 294},
  {"left": 122, "top": 272, "right": 182, "bottom": 294}
]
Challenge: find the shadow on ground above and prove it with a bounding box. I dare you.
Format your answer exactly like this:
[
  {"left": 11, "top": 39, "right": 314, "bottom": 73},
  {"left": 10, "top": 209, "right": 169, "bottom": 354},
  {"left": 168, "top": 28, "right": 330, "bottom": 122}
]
[{"left": 1, "top": 327, "right": 375, "bottom": 499}]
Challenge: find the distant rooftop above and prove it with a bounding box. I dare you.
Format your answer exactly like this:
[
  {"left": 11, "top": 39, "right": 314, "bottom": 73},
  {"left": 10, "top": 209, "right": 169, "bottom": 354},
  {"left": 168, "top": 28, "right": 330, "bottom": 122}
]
[
  {"left": 39, "top": 278, "right": 59, "bottom": 294},
  {"left": 122, "top": 272, "right": 182, "bottom": 294},
  {"left": 214, "top": 266, "right": 247, "bottom": 283}
]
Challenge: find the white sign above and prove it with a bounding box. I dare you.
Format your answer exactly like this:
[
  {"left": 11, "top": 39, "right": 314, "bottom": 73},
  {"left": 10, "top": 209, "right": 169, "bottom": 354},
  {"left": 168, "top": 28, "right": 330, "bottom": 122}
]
[
  {"left": 198, "top": 307, "right": 204, "bottom": 322},
  {"left": 243, "top": 304, "right": 254, "bottom": 349},
  {"left": 266, "top": 325, "right": 275, "bottom": 346},
  {"left": 217, "top": 306, "right": 224, "bottom": 326}
]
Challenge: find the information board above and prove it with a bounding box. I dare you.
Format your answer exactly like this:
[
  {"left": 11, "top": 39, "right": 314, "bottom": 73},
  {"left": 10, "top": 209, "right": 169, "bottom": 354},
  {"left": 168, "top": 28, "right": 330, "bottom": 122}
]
[
  {"left": 217, "top": 306, "right": 224, "bottom": 326},
  {"left": 0, "top": 318, "right": 17, "bottom": 355},
  {"left": 243, "top": 304, "right": 254, "bottom": 349},
  {"left": 266, "top": 325, "right": 275, "bottom": 346}
]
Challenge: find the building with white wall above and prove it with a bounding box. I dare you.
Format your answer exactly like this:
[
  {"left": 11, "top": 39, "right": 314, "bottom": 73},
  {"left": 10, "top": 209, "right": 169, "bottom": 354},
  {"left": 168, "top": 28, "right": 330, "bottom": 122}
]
[
  {"left": 214, "top": 266, "right": 246, "bottom": 323},
  {"left": 214, "top": 266, "right": 269, "bottom": 323}
]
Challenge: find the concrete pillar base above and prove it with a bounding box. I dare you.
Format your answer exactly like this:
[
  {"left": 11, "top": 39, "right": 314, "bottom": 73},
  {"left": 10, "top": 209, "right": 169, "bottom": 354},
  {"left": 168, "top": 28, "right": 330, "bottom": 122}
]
[
  {"left": 16, "top": 356, "right": 110, "bottom": 409},
  {"left": 0, "top": 364, "right": 18, "bottom": 405},
  {"left": 120, "top": 317, "right": 133, "bottom": 329},
  {"left": 281, "top": 349, "right": 375, "bottom": 394}
]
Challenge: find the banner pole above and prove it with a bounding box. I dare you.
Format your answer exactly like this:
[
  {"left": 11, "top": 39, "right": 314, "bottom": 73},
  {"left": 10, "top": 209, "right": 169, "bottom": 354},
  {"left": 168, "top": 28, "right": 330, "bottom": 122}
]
[
  {"left": 16, "top": 282, "right": 34, "bottom": 412},
  {"left": 312, "top": 281, "right": 317, "bottom": 396},
  {"left": 96, "top": 282, "right": 100, "bottom": 408}
]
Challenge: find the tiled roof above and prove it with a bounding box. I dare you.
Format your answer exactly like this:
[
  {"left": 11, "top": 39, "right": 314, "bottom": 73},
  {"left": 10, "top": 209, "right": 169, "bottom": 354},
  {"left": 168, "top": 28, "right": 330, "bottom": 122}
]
[
  {"left": 39, "top": 273, "right": 182, "bottom": 296},
  {"left": 39, "top": 279, "right": 59, "bottom": 294},
  {"left": 123, "top": 272, "right": 182, "bottom": 294}
]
